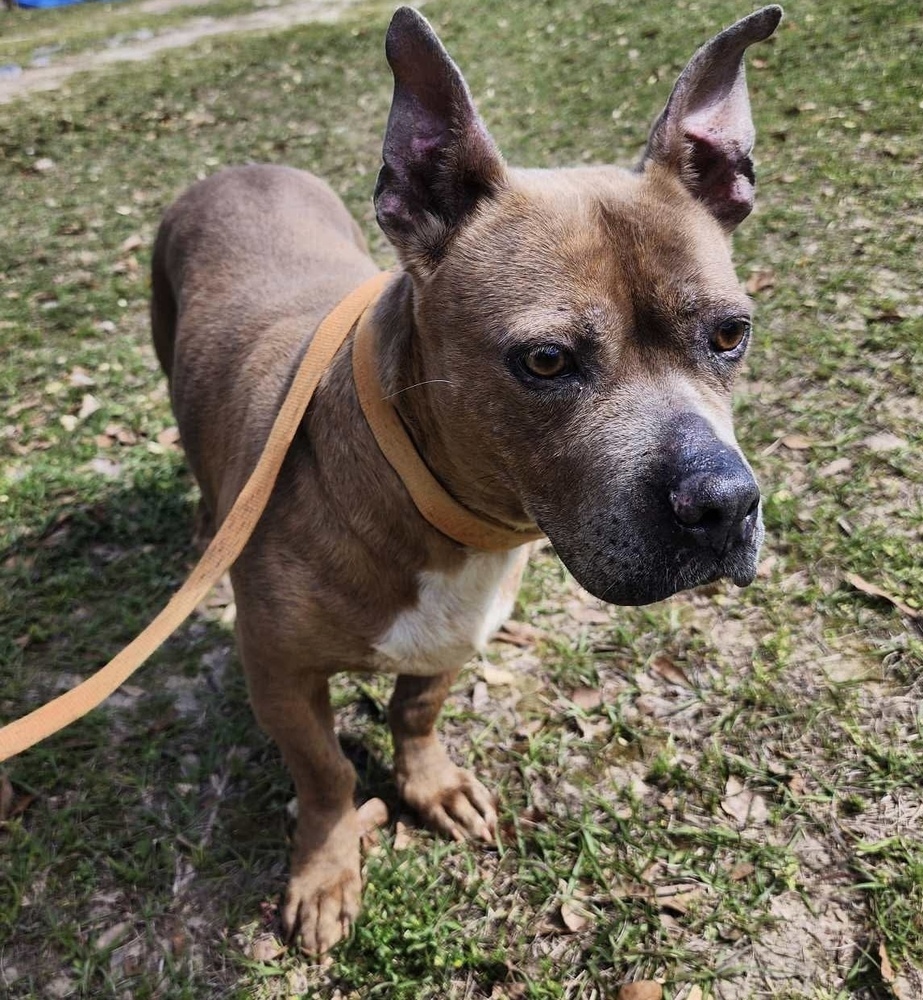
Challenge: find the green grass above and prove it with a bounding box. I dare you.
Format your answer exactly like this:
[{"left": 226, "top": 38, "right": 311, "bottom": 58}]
[{"left": 1, "top": 1, "right": 922, "bottom": 998}]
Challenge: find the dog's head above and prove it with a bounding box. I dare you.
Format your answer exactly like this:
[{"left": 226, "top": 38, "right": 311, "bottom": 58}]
[{"left": 374, "top": 6, "right": 781, "bottom": 605}]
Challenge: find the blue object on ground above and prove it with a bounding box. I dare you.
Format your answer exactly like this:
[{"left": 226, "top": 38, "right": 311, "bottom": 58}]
[{"left": 17, "top": 0, "right": 90, "bottom": 8}]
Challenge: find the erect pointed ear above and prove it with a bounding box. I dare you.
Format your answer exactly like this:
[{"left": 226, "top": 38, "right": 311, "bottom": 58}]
[
  {"left": 374, "top": 7, "right": 506, "bottom": 270},
  {"left": 641, "top": 5, "right": 782, "bottom": 231}
]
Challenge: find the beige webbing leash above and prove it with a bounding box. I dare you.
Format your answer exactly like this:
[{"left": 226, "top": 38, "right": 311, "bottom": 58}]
[{"left": 0, "top": 270, "right": 392, "bottom": 763}]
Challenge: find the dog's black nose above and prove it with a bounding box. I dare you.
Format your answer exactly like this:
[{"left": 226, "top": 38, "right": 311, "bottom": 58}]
[{"left": 671, "top": 466, "right": 760, "bottom": 556}]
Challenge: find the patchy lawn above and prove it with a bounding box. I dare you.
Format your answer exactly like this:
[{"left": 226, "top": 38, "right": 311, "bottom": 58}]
[{"left": 1, "top": 1, "right": 921, "bottom": 998}]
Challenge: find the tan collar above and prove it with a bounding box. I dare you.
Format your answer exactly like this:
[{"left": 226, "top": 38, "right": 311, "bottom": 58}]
[{"left": 352, "top": 275, "right": 544, "bottom": 552}]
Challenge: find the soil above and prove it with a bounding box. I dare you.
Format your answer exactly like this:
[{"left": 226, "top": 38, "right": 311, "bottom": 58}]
[{"left": 0, "top": 0, "right": 360, "bottom": 104}]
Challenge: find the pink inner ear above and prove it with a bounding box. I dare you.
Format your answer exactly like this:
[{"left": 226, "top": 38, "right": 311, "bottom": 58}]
[{"left": 685, "top": 127, "right": 755, "bottom": 227}]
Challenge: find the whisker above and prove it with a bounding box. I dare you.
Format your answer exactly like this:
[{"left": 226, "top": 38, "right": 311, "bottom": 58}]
[{"left": 384, "top": 379, "right": 454, "bottom": 399}]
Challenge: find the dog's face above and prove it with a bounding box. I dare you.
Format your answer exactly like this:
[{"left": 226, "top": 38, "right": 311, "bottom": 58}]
[{"left": 375, "top": 6, "right": 781, "bottom": 604}]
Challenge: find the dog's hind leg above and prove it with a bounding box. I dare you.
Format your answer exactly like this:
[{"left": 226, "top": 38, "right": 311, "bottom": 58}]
[
  {"left": 388, "top": 672, "right": 497, "bottom": 843},
  {"left": 241, "top": 642, "right": 361, "bottom": 955}
]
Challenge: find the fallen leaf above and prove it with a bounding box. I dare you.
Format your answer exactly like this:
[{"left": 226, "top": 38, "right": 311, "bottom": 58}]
[
  {"left": 686, "top": 987, "right": 705, "bottom": 1000},
  {"left": 570, "top": 605, "right": 610, "bottom": 625},
  {"left": 655, "top": 885, "right": 706, "bottom": 915},
  {"left": 569, "top": 686, "right": 603, "bottom": 711},
  {"left": 78, "top": 394, "right": 100, "bottom": 421},
  {"left": 559, "top": 900, "right": 593, "bottom": 933},
  {"left": 33, "top": 157, "right": 56, "bottom": 173},
  {"left": 85, "top": 457, "right": 123, "bottom": 479},
  {"left": 93, "top": 921, "right": 132, "bottom": 952},
  {"left": 494, "top": 620, "right": 545, "bottom": 646},
  {"left": 121, "top": 233, "right": 144, "bottom": 253},
  {"left": 781, "top": 433, "right": 813, "bottom": 451},
  {"left": 67, "top": 367, "right": 95, "bottom": 387},
  {"left": 157, "top": 426, "right": 181, "bottom": 446},
  {"left": 729, "top": 861, "right": 755, "bottom": 881},
  {"left": 480, "top": 663, "right": 517, "bottom": 686},
  {"left": 617, "top": 983, "right": 662, "bottom": 1000},
  {"left": 721, "top": 777, "right": 769, "bottom": 828},
  {"left": 249, "top": 935, "right": 284, "bottom": 962},
  {"left": 846, "top": 572, "right": 919, "bottom": 619},
  {"left": 879, "top": 941, "right": 895, "bottom": 984},
  {"left": 472, "top": 680, "right": 489, "bottom": 709},
  {"left": 648, "top": 653, "right": 693, "bottom": 688},
  {"left": 819, "top": 457, "right": 852, "bottom": 477},
  {"left": 59, "top": 414, "right": 78, "bottom": 432},
  {"left": 861, "top": 432, "right": 907, "bottom": 453}
]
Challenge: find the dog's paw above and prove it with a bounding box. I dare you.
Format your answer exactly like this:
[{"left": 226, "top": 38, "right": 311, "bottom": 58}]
[
  {"left": 282, "top": 848, "right": 362, "bottom": 955},
  {"left": 397, "top": 746, "right": 497, "bottom": 843}
]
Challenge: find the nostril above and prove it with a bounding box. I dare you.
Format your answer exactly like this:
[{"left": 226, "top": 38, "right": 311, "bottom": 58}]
[{"left": 745, "top": 495, "right": 760, "bottom": 518}]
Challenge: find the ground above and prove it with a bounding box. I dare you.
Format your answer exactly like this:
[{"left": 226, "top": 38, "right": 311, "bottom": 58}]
[{"left": 0, "top": 1, "right": 921, "bottom": 998}]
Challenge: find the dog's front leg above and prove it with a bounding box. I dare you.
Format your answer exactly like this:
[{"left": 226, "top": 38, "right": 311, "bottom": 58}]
[
  {"left": 389, "top": 673, "right": 497, "bottom": 843},
  {"left": 243, "top": 647, "right": 360, "bottom": 954}
]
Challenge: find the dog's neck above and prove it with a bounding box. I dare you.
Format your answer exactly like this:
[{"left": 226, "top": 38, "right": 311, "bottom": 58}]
[{"left": 369, "top": 274, "right": 540, "bottom": 536}]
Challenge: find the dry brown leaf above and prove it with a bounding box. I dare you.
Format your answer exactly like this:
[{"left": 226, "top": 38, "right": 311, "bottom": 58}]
[
  {"left": 249, "top": 935, "right": 284, "bottom": 962},
  {"left": 494, "top": 620, "right": 545, "bottom": 646},
  {"left": 721, "top": 777, "right": 769, "bottom": 828},
  {"left": 819, "top": 457, "right": 852, "bottom": 477},
  {"left": 78, "top": 394, "right": 100, "bottom": 421},
  {"left": 862, "top": 432, "right": 907, "bottom": 453},
  {"left": 655, "top": 885, "right": 705, "bottom": 915},
  {"left": 472, "top": 680, "right": 489, "bottom": 709},
  {"left": 157, "top": 426, "right": 181, "bottom": 446},
  {"left": 480, "top": 663, "right": 517, "bottom": 686},
  {"left": 648, "top": 653, "right": 693, "bottom": 688},
  {"left": 85, "top": 457, "right": 123, "bottom": 479},
  {"left": 121, "top": 233, "right": 144, "bottom": 253},
  {"left": 569, "top": 686, "right": 603, "bottom": 711},
  {"left": 59, "top": 414, "right": 78, "bottom": 432},
  {"left": 67, "top": 367, "right": 95, "bottom": 388},
  {"left": 879, "top": 941, "right": 897, "bottom": 988},
  {"left": 570, "top": 605, "right": 610, "bottom": 625},
  {"left": 617, "top": 983, "right": 662, "bottom": 1000},
  {"left": 685, "top": 987, "right": 705, "bottom": 1000},
  {"left": 559, "top": 900, "right": 593, "bottom": 933},
  {"left": 781, "top": 433, "right": 813, "bottom": 451},
  {"left": 846, "top": 572, "right": 919, "bottom": 619},
  {"left": 729, "top": 861, "right": 755, "bottom": 881},
  {"left": 788, "top": 773, "right": 807, "bottom": 796}
]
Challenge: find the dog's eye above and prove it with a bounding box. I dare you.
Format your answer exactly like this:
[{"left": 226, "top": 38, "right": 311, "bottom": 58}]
[
  {"left": 712, "top": 318, "right": 751, "bottom": 353},
  {"left": 521, "top": 345, "right": 575, "bottom": 379}
]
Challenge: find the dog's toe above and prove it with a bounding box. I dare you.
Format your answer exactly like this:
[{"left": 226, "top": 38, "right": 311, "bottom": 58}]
[
  {"left": 283, "top": 861, "right": 362, "bottom": 955},
  {"left": 397, "top": 747, "right": 498, "bottom": 843}
]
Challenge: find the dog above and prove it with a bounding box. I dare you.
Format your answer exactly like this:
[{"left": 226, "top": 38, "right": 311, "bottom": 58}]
[{"left": 150, "top": 4, "right": 781, "bottom": 954}]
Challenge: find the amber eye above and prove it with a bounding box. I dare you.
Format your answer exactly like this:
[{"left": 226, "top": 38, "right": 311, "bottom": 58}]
[
  {"left": 521, "top": 345, "right": 575, "bottom": 379},
  {"left": 712, "top": 318, "right": 751, "bottom": 353}
]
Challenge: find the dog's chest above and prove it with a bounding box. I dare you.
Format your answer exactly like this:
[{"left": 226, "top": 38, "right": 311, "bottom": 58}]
[{"left": 370, "top": 547, "right": 530, "bottom": 676}]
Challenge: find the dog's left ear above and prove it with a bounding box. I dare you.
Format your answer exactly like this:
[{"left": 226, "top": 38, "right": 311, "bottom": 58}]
[
  {"left": 641, "top": 5, "right": 782, "bottom": 231},
  {"left": 375, "top": 6, "right": 506, "bottom": 271}
]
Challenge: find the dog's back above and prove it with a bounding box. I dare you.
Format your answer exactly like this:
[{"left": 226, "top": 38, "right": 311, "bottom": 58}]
[{"left": 150, "top": 164, "right": 377, "bottom": 512}]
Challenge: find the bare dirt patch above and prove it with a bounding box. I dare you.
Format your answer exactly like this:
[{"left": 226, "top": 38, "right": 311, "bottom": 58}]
[{"left": 0, "top": 0, "right": 361, "bottom": 104}]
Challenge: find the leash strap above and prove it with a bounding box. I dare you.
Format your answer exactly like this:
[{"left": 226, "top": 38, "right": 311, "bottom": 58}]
[
  {"left": 352, "top": 309, "right": 545, "bottom": 551},
  {"left": 0, "top": 270, "right": 392, "bottom": 763}
]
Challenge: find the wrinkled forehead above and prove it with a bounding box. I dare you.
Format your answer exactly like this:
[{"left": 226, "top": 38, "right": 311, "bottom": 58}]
[{"left": 440, "top": 166, "right": 747, "bottom": 320}]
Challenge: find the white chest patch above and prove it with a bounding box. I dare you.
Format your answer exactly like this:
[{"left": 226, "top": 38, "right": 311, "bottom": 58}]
[{"left": 370, "top": 546, "right": 531, "bottom": 676}]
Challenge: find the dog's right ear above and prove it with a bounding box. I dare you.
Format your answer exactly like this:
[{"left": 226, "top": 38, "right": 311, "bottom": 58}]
[{"left": 374, "top": 7, "right": 505, "bottom": 272}]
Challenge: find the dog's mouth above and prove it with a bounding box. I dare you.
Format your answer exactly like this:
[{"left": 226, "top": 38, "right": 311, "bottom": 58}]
[{"left": 541, "top": 501, "right": 765, "bottom": 608}]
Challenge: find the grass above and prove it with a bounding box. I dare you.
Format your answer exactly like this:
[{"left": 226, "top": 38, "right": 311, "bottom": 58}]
[{"left": 1, "top": 0, "right": 922, "bottom": 998}]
